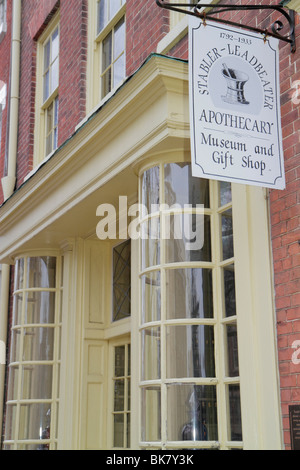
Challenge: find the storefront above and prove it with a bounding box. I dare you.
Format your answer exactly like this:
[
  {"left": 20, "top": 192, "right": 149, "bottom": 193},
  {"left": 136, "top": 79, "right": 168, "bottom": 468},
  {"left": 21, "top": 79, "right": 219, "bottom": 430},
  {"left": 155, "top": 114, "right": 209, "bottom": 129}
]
[{"left": 0, "top": 54, "right": 284, "bottom": 450}]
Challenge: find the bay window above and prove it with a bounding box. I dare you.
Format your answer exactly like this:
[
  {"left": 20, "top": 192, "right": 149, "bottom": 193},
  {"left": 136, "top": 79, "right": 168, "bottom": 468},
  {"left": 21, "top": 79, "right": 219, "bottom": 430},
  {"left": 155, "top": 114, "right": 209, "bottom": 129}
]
[
  {"left": 138, "top": 162, "right": 242, "bottom": 449},
  {"left": 3, "top": 255, "right": 63, "bottom": 450}
]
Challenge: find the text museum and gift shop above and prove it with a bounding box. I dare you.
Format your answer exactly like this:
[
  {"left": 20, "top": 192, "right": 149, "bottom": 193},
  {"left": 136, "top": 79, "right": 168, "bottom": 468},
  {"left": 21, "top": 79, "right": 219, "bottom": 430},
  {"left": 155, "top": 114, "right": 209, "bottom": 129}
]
[{"left": 0, "top": 0, "right": 300, "bottom": 450}]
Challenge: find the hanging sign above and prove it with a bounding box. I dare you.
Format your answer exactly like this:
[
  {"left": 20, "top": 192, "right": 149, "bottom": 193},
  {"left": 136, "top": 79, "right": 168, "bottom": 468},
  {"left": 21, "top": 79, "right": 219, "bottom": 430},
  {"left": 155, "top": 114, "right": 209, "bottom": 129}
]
[{"left": 189, "top": 18, "right": 286, "bottom": 189}]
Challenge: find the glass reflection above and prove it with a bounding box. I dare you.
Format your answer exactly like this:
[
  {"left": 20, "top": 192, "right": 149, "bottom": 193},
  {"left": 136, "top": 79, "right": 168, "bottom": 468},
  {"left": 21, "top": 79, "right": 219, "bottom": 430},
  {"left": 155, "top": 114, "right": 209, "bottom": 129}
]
[
  {"left": 226, "top": 324, "right": 239, "bottom": 377},
  {"left": 165, "top": 214, "right": 211, "bottom": 263},
  {"left": 164, "top": 163, "right": 210, "bottom": 208},
  {"left": 141, "top": 166, "right": 160, "bottom": 215},
  {"left": 221, "top": 210, "right": 234, "bottom": 260},
  {"left": 141, "top": 387, "right": 161, "bottom": 442},
  {"left": 167, "top": 384, "right": 218, "bottom": 442},
  {"left": 26, "top": 257, "right": 56, "bottom": 289},
  {"left": 223, "top": 265, "right": 236, "bottom": 318},
  {"left": 142, "top": 327, "right": 161, "bottom": 381},
  {"left": 166, "top": 268, "right": 213, "bottom": 319},
  {"left": 228, "top": 385, "right": 243, "bottom": 441},
  {"left": 141, "top": 271, "right": 161, "bottom": 323},
  {"left": 219, "top": 181, "right": 232, "bottom": 206},
  {"left": 166, "top": 325, "right": 215, "bottom": 378}
]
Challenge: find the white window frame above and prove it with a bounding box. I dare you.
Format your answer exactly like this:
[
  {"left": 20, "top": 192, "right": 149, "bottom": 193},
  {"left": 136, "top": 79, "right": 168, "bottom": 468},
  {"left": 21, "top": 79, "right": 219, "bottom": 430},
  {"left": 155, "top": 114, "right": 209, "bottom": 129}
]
[
  {"left": 34, "top": 12, "right": 60, "bottom": 166},
  {"left": 3, "top": 253, "right": 63, "bottom": 450},
  {"left": 87, "top": 0, "right": 126, "bottom": 113}
]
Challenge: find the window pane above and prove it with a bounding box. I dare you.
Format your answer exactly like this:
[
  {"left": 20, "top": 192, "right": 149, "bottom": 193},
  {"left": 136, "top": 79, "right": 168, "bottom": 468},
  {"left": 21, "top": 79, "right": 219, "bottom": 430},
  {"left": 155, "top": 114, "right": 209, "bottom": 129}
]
[
  {"left": 101, "top": 69, "right": 111, "bottom": 98},
  {"left": 97, "top": 0, "right": 106, "bottom": 33},
  {"left": 114, "top": 18, "right": 125, "bottom": 60},
  {"left": 164, "top": 163, "right": 210, "bottom": 208},
  {"left": 113, "top": 240, "right": 131, "bottom": 322},
  {"left": 226, "top": 324, "right": 239, "bottom": 377},
  {"left": 44, "top": 40, "right": 50, "bottom": 72},
  {"left": 113, "top": 53, "right": 125, "bottom": 89},
  {"left": 141, "top": 271, "right": 161, "bottom": 324},
  {"left": 27, "top": 257, "right": 56, "bottom": 288},
  {"left": 220, "top": 181, "right": 232, "bottom": 206},
  {"left": 7, "top": 366, "right": 19, "bottom": 401},
  {"left": 54, "top": 97, "right": 59, "bottom": 126},
  {"left": 166, "top": 325, "right": 215, "bottom": 379},
  {"left": 102, "top": 32, "right": 112, "bottom": 72},
  {"left": 110, "top": 0, "right": 120, "bottom": 20},
  {"left": 222, "top": 209, "right": 234, "bottom": 260},
  {"left": 141, "top": 387, "right": 161, "bottom": 442},
  {"left": 223, "top": 265, "right": 236, "bottom": 318},
  {"left": 141, "top": 218, "right": 160, "bottom": 269},
  {"left": 228, "top": 385, "right": 242, "bottom": 441},
  {"left": 19, "top": 403, "right": 51, "bottom": 441},
  {"left": 114, "top": 379, "right": 125, "bottom": 411},
  {"left": 141, "top": 166, "right": 160, "bottom": 215},
  {"left": 21, "top": 365, "right": 53, "bottom": 400},
  {"left": 167, "top": 384, "right": 218, "bottom": 442},
  {"left": 51, "top": 57, "right": 59, "bottom": 93},
  {"left": 23, "top": 327, "right": 54, "bottom": 361},
  {"left": 25, "top": 292, "right": 56, "bottom": 324},
  {"left": 115, "top": 345, "right": 125, "bottom": 377},
  {"left": 43, "top": 70, "right": 50, "bottom": 102},
  {"left": 142, "top": 327, "right": 161, "bottom": 381},
  {"left": 165, "top": 214, "right": 211, "bottom": 263},
  {"left": 15, "top": 258, "right": 24, "bottom": 291},
  {"left": 114, "top": 414, "right": 124, "bottom": 447},
  {"left": 46, "top": 102, "right": 53, "bottom": 136},
  {"left": 12, "top": 293, "right": 23, "bottom": 327},
  {"left": 4, "top": 405, "right": 17, "bottom": 441},
  {"left": 166, "top": 268, "right": 213, "bottom": 320},
  {"left": 51, "top": 28, "right": 59, "bottom": 60}
]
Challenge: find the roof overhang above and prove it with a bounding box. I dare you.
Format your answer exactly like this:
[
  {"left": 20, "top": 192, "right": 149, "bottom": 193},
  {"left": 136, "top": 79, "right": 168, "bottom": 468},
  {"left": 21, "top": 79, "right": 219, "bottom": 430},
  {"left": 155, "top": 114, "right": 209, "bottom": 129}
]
[{"left": 0, "top": 54, "right": 190, "bottom": 263}]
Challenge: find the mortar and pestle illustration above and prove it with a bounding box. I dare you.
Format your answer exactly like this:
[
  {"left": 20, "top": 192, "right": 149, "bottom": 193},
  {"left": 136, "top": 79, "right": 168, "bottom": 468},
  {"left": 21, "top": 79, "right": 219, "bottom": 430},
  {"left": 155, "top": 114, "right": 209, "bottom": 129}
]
[{"left": 221, "top": 63, "right": 250, "bottom": 105}]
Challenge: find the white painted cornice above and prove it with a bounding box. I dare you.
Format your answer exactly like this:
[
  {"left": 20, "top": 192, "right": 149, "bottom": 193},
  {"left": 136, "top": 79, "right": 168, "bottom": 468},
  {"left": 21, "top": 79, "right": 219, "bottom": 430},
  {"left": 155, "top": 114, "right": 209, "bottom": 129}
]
[{"left": 0, "top": 54, "right": 190, "bottom": 263}]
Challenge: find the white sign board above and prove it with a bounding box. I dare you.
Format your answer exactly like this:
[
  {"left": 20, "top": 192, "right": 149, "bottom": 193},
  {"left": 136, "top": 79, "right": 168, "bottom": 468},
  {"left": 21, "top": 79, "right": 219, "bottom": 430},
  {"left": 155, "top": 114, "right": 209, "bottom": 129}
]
[{"left": 189, "top": 18, "right": 286, "bottom": 189}]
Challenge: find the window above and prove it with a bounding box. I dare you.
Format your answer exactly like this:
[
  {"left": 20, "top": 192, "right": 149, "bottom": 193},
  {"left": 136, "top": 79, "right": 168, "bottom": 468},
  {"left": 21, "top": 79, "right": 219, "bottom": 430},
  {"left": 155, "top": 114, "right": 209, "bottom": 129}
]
[
  {"left": 97, "top": 0, "right": 126, "bottom": 100},
  {"left": 139, "top": 163, "right": 243, "bottom": 450},
  {"left": 110, "top": 340, "right": 131, "bottom": 449},
  {"left": 0, "top": 80, "right": 6, "bottom": 149},
  {"left": 3, "top": 255, "right": 63, "bottom": 450},
  {"left": 87, "top": 0, "right": 126, "bottom": 110},
  {"left": 34, "top": 14, "right": 60, "bottom": 165},
  {"left": 113, "top": 239, "right": 131, "bottom": 322},
  {"left": 0, "top": 0, "right": 7, "bottom": 43},
  {"left": 42, "top": 25, "right": 59, "bottom": 157}
]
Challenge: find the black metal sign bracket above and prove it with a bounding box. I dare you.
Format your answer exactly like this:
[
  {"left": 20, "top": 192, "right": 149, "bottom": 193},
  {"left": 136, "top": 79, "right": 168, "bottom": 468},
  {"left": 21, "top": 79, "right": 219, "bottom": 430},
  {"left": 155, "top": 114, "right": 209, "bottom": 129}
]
[{"left": 156, "top": 1, "right": 296, "bottom": 52}]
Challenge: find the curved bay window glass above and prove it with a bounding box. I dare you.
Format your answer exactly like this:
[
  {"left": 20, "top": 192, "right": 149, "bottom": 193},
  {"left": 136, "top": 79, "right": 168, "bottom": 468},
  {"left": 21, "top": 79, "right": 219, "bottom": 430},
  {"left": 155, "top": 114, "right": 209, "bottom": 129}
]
[
  {"left": 139, "top": 162, "right": 242, "bottom": 450},
  {"left": 3, "top": 255, "right": 63, "bottom": 450}
]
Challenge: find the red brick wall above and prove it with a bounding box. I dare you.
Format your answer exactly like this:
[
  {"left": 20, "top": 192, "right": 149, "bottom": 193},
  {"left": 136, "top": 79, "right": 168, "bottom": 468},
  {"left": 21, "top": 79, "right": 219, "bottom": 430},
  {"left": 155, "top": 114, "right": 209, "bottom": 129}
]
[
  {"left": 163, "top": 0, "right": 300, "bottom": 451},
  {"left": 270, "top": 12, "right": 300, "bottom": 449},
  {"left": 126, "top": 0, "right": 169, "bottom": 76},
  {"left": 206, "top": 0, "right": 300, "bottom": 450},
  {"left": 0, "top": 1, "right": 12, "bottom": 205},
  {"left": 16, "top": 0, "right": 87, "bottom": 188}
]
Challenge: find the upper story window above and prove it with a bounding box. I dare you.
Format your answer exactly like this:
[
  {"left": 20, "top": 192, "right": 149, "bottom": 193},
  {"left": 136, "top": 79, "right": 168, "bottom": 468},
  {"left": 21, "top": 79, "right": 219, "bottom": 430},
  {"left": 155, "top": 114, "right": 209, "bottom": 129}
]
[
  {"left": 97, "top": 0, "right": 126, "bottom": 100},
  {"left": 0, "top": 80, "right": 6, "bottom": 148},
  {"left": 0, "top": 0, "right": 7, "bottom": 43},
  {"left": 43, "top": 25, "right": 59, "bottom": 157},
  {"left": 34, "top": 13, "right": 60, "bottom": 166},
  {"left": 87, "top": 1, "right": 126, "bottom": 112}
]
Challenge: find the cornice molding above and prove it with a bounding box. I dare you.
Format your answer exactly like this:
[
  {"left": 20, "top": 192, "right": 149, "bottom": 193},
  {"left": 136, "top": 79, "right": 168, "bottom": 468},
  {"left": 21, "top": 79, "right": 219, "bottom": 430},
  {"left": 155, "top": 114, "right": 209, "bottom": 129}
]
[{"left": 0, "top": 55, "right": 190, "bottom": 263}]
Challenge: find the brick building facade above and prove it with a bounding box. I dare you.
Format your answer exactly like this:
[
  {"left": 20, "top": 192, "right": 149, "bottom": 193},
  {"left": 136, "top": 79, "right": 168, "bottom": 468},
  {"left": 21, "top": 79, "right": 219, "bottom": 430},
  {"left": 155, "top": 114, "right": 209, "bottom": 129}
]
[{"left": 0, "top": 0, "right": 299, "bottom": 450}]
